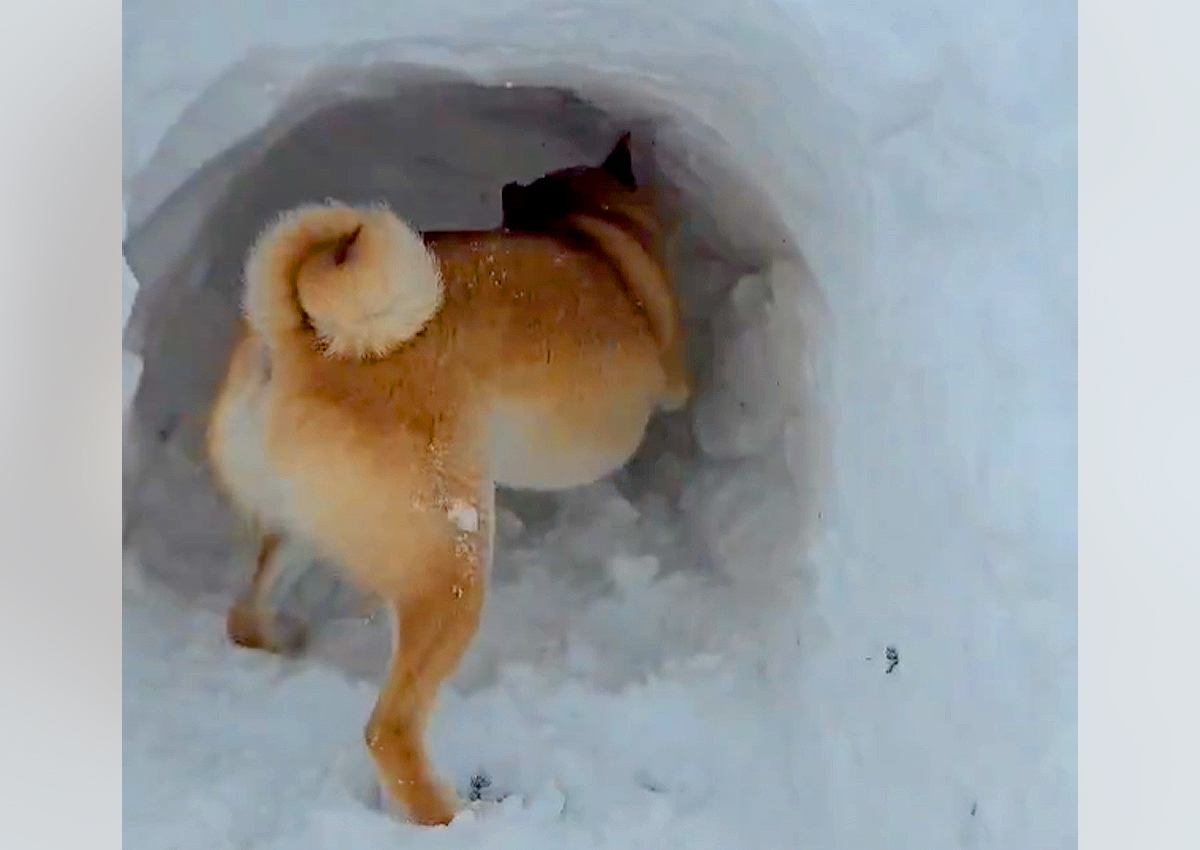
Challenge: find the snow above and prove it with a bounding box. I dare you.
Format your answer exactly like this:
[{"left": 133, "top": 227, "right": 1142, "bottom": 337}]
[
  {"left": 122, "top": 1, "right": 1076, "bottom": 848},
  {"left": 448, "top": 500, "right": 481, "bottom": 535}
]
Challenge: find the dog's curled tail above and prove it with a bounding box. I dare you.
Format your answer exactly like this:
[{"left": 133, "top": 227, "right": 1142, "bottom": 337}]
[{"left": 243, "top": 201, "right": 443, "bottom": 358}]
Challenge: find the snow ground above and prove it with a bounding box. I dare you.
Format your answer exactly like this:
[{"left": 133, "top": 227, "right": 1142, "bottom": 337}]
[{"left": 122, "top": 1, "right": 1076, "bottom": 848}]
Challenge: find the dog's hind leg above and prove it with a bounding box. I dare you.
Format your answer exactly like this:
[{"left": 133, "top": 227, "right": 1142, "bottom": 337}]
[
  {"left": 365, "top": 484, "right": 493, "bottom": 825},
  {"left": 226, "top": 531, "right": 307, "bottom": 655}
]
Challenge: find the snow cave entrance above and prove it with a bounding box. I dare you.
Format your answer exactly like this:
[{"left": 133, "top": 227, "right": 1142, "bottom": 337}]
[{"left": 123, "top": 66, "right": 826, "bottom": 688}]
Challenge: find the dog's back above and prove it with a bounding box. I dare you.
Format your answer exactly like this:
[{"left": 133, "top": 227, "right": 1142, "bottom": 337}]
[
  {"left": 421, "top": 229, "right": 670, "bottom": 489},
  {"left": 501, "top": 133, "right": 689, "bottom": 410}
]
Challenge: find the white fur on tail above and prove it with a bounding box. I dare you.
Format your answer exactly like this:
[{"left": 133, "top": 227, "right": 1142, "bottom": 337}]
[{"left": 242, "top": 201, "right": 443, "bottom": 358}]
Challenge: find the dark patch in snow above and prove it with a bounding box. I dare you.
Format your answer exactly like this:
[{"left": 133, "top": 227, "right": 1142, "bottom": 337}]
[
  {"left": 635, "top": 769, "right": 666, "bottom": 793},
  {"left": 885, "top": 645, "right": 899, "bottom": 674},
  {"left": 468, "top": 772, "right": 492, "bottom": 802},
  {"left": 156, "top": 412, "right": 179, "bottom": 441}
]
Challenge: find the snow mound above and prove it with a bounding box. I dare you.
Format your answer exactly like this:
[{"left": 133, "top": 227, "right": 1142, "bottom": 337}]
[{"left": 123, "top": 1, "right": 1075, "bottom": 848}]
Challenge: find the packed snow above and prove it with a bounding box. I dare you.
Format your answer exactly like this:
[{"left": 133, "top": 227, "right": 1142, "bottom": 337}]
[{"left": 122, "top": 1, "right": 1076, "bottom": 848}]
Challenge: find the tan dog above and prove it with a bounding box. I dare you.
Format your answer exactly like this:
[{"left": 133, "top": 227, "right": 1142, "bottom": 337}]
[{"left": 206, "top": 135, "right": 688, "bottom": 825}]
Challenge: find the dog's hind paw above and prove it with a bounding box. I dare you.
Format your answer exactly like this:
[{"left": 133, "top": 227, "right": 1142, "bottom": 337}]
[{"left": 226, "top": 605, "right": 308, "bottom": 656}]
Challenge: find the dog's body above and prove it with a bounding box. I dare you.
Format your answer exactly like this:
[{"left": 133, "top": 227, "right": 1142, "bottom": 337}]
[{"left": 206, "top": 137, "right": 688, "bottom": 825}]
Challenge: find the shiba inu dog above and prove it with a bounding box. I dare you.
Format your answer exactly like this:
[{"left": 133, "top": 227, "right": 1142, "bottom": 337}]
[{"left": 206, "top": 135, "right": 689, "bottom": 825}]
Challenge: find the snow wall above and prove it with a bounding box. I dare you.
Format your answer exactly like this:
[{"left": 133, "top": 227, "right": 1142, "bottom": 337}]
[{"left": 122, "top": 1, "right": 1076, "bottom": 848}]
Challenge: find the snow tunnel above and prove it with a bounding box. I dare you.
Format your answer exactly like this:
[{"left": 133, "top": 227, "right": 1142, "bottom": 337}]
[{"left": 123, "top": 3, "right": 1075, "bottom": 847}]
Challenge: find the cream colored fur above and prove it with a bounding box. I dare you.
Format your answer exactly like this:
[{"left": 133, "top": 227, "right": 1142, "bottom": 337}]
[{"left": 243, "top": 202, "right": 442, "bottom": 358}]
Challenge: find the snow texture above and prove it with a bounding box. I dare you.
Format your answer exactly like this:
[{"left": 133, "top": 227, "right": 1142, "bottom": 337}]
[
  {"left": 448, "top": 500, "right": 481, "bottom": 535},
  {"left": 122, "top": 1, "right": 1076, "bottom": 848}
]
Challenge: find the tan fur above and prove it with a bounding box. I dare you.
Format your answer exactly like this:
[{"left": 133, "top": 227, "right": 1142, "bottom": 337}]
[
  {"left": 565, "top": 212, "right": 689, "bottom": 409},
  {"left": 206, "top": 146, "right": 688, "bottom": 825}
]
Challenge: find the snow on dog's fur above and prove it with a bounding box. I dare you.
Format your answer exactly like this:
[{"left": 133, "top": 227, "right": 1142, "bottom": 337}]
[{"left": 207, "top": 136, "right": 689, "bottom": 826}]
